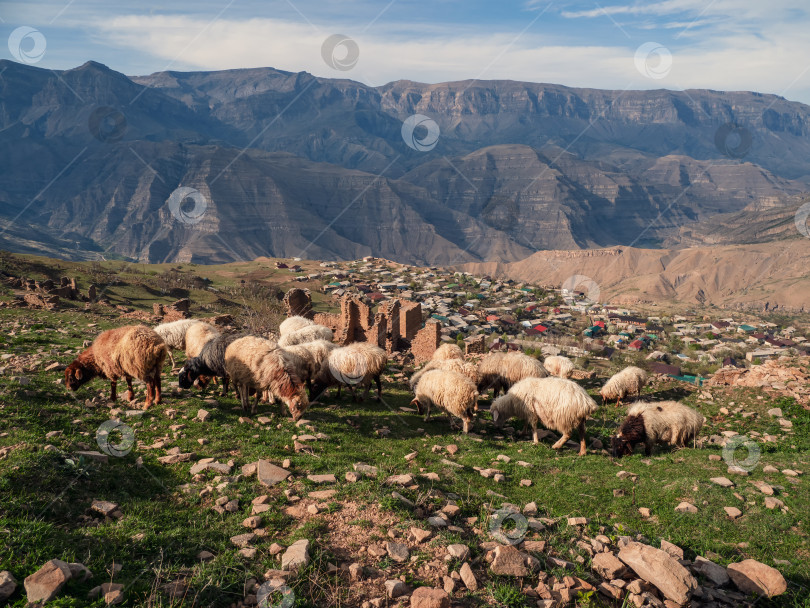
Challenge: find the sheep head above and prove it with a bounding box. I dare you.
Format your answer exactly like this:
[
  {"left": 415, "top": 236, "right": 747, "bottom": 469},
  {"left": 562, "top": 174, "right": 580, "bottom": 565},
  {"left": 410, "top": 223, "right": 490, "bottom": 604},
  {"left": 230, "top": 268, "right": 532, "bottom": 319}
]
[
  {"left": 177, "top": 365, "right": 194, "bottom": 389},
  {"left": 612, "top": 414, "right": 645, "bottom": 458},
  {"left": 286, "top": 386, "right": 310, "bottom": 422},
  {"left": 409, "top": 396, "right": 422, "bottom": 414},
  {"left": 64, "top": 361, "right": 95, "bottom": 391}
]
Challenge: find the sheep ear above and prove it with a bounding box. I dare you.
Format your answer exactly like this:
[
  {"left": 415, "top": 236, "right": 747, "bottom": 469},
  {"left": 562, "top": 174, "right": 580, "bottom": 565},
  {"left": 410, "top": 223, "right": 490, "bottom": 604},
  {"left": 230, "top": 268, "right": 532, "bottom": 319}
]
[
  {"left": 492, "top": 410, "right": 499, "bottom": 423},
  {"left": 75, "top": 368, "right": 83, "bottom": 380}
]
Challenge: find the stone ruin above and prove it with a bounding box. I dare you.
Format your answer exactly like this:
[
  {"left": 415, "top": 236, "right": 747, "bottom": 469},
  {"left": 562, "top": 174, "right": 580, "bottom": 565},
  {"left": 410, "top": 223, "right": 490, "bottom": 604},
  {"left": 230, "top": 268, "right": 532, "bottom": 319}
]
[
  {"left": 283, "top": 288, "right": 314, "bottom": 319},
  {"left": 2, "top": 275, "right": 94, "bottom": 310},
  {"left": 284, "top": 288, "right": 439, "bottom": 358},
  {"left": 463, "top": 334, "right": 487, "bottom": 356},
  {"left": 153, "top": 298, "right": 191, "bottom": 322}
]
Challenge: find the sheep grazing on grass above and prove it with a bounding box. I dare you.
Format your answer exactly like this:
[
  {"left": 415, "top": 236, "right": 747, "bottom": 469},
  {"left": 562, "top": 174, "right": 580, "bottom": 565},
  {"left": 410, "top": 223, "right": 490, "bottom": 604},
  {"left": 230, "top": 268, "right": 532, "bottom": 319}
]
[
  {"left": 491, "top": 377, "right": 598, "bottom": 455},
  {"left": 543, "top": 355, "right": 575, "bottom": 379},
  {"left": 184, "top": 321, "right": 221, "bottom": 359},
  {"left": 224, "top": 336, "right": 308, "bottom": 419},
  {"left": 409, "top": 358, "right": 479, "bottom": 393},
  {"left": 277, "top": 324, "right": 333, "bottom": 347},
  {"left": 612, "top": 401, "right": 705, "bottom": 457},
  {"left": 600, "top": 366, "right": 648, "bottom": 406},
  {"left": 477, "top": 351, "right": 548, "bottom": 398},
  {"left": 410, "top": 370, "right": 477, "bottom": 433},
  {"left": 279, "top": 316, "right": 314, "bottom": 336},
  {"left": 311, "top": 342, "right": 387, "bottom": 402},
  {"left": 179, "top": 333, "right": 245, "bottom": 396},
  {"left": 282, "top": 339, "right": 338, "bottom": 393},
  {"left": 154, "top": 319, "right": 199, "bottom": 369},
  {"left": 432, "top": 343, "right": 463, "bottom": 361},
  {"left": 65, "top": 325, "right": 167, "bottom": 409}
]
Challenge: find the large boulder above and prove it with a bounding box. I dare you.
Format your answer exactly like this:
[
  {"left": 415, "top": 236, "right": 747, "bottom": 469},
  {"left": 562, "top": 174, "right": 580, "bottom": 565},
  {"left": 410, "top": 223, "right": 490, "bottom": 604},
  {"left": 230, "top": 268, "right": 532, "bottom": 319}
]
[
  {"left": 727, "top": 560, "right": 787, "bottom": 597},
  {"left": 618, "top": 542, "right": 697, "bottom": 605},
  {"left": 0, "top": 571, "right": 16, "bottom": 602},
  {"left": 24, "top": 560, "right": 72, "bottom": 604},
  {"left": 281, "top": 539, "right": 311, "bottom": 572},
  {"left": 490, "top": 545, "right": 536, "bottom": 577}
]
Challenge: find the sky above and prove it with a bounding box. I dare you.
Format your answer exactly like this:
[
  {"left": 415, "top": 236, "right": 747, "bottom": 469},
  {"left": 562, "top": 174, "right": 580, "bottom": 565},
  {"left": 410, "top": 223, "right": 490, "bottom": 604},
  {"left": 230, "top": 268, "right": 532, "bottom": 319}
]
[{"left": 3, "top": 0, "right": 810, "bottom": 104}]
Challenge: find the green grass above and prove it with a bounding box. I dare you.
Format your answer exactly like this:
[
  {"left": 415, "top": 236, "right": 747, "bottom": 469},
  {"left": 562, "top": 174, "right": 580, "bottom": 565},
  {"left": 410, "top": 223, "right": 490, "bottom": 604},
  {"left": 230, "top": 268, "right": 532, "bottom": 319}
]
[{"left": 0, "top": 265, "right": 809, "bottom": 605}]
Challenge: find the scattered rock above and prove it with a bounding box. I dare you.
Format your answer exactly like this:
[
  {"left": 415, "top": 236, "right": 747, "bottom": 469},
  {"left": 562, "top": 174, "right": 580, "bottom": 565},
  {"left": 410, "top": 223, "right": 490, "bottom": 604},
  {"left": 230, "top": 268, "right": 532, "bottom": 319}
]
[
  {"left": 410, "top": 527, "right": 432, "bottom": 543},
  {"left": 353, "top": 463, "right": 379, "bottom": 477},
  {"left": 674, "top": 502, "right": 697, "bottom": 513},
  {"left": 385, "top": 474, "right": 414, "bottom": 486},
  {"left": 724, "top": 506, "right": 742, "bottom": 519},
  {"left": 446, "top": 544, "right": 470, "bottom": 561},
  {"left": 24, "top": 559, "right": 72, "bottom": 604},
  {"left": 196, "top": 409, "right": 210, "bottom": 422},
  {"left": 459, "top": 562, "right": 478, "bottom": 590},
  {"left": 618, "top": 542, "right": 698, "bottom": 605},
  {"left": 197, "top": 550, "right": 215, "bottom": 562},
  {"left": 710, "top": 477, "right": 735, "bottom": 488},
  {"left": 693, "top": 556, "right": 730, "bottom": 586},
  {"left": 230, "top": 533, "right": 256, "bottom": 548},
  {"left": 592, "top": 553, "right": 627, "bottom": 580},
  {"left": 410, "top": 586, "right": 450, "bottom": 608},
  {"left": 386, "top": 542, "right": 410, "bottom": 563},
  {"left": 751, "top": 481, "right": 775, "bottom": 496},
  {"left": 0, "top": 571, "right": 17, "bottom": 602},
  {"left": 257, "top": 460, "right": 291, "bottom": 487},
  {"left": 242, "top": 516, "right": 263, "bottom": 529},
  {"left": 385, "top": 579, "right": 408, "bottom": 598},
  {"left": 727, "top": 560, "right": 787, "bottom": 597},
  {"left": 567, "top": 517, "right": 589, "bottom": 526},
  {"left": 659, "top": 540, "right": 684, "bottom": 560},
  {"left": 281, "top": 539, "right": 311, "bottom": 571},
  {"left": 490, "top": 545, "right": 534, "bottom": 577},
  {"left": 764, "top": 496, "right": 785, "bottom": 510},
  {"left": 307, "top": 474, "right": 336, "bottom": 484}
]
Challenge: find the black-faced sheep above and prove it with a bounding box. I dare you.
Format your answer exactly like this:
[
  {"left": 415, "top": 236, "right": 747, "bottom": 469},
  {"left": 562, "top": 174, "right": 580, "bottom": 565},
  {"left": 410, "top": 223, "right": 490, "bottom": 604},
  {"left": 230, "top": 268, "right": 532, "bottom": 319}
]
[
  {"left": 477, "top": 351, "right": 548, "bottom": 397},
  {"left": 600, "top": 366, "right": 648, "bottom": 406},
  {"left": 543, "top": 355, "right": 574, "bottom": 379},
  {"left": 612, "top": 400, "right": 705, "bottom": 457},
  {"left": 154, "top": 319, "right": 199, "bottom": 369},
  {"left": 224, "top": 336, "right": 309, "bottom": 419},
  {"left": 491, "top": 377, "right": 598, "bottom": 455},
  {"left": 65, "top": 325, "right": 167, "bottom": 409},
  {"left": 311, "top": 342, "right": 387, "bottom": 402},
  {"left": 279, "top": 316, "right": 314, "bottom": 336},
  {"left": 179, "top": 333, "right": 245, "bottom": 396},
  {"left": 410, "top": 369, "right": 477, "bottom": 433},
  {"left": 277, "top": 324, "right": 333, "bottom": 347}
]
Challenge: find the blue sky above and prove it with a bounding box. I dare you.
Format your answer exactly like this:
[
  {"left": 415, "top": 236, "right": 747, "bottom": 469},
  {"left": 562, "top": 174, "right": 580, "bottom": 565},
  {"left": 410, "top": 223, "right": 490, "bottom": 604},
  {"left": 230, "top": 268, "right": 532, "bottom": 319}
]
[{"left": 3, "top": 0, "right": 810, "bottom": 104}]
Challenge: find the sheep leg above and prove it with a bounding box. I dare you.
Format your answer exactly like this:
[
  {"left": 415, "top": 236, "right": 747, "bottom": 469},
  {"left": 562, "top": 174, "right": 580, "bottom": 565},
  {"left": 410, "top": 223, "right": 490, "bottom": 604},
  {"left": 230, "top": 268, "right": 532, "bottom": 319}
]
[
  {"left": 124, "top": 376, "right": 135, "bottom": 402},
  {"left": 644, "top": 440, "right": 653, "bottom": 456},
  {"left": 336, "top": 384, "right": 341, "bottom": 399},
  {"left": 145, "top": 380, "right": 153, "bottom": 410},
  {"left": 615, "top": 397, "right": 622, "bottom": 408},
  {"left": 552, "top": 432, "right": 570, "bottom": 450},
  {"left": 109, "top": 379, "right": 117, "bottom": 402},
  {"left": 577, "top": 420, "right": 587, "bottom": 456},
  {"left": 221, "top": 376, "right": 229, "bottom": 397},
  {"left": 362, "top": 378, "right": 371, "bottom": 401},
  {"left": 374, "top": 374, "right": 382, "bottom": 401},
  {"left": 238, "top": 385, "right": 250, "bottom": 413},
  {"left": 423, "top": 400, "right": 432, "bottom": 422},
  {"left": 462, "top": 419, "right": 471, "bottom": 434},
  {"left": 167, "top": 351, "right": 176, "bottom": 370},
  {"left": 532, "top": 424, "right": 539, "bottom": 445},
  {"left": 154, "top": 370, "right": 162, "bottom": 404}
]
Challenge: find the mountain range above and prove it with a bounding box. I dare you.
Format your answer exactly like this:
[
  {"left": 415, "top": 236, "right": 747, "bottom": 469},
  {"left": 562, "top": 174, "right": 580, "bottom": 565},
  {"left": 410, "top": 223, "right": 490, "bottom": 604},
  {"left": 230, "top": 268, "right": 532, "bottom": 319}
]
[{"left": 1, "top": 60, "right": 809, "bottom": 288}]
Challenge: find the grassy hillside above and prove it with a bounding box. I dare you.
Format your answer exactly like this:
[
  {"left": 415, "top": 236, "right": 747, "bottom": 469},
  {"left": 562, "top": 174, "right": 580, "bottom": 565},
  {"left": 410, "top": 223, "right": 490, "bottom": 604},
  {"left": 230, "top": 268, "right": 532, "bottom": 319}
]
[{"left": 0, "top": 256, "right": 808, "bottom": 607}]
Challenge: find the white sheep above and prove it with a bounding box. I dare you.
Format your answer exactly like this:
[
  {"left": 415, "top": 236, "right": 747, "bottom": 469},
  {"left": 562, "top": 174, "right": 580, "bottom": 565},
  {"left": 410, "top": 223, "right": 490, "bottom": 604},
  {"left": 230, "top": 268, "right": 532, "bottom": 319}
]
[
  {"left": 612, "top": 400, "right": 705, "bottom": 457},
  {"left": 491, "top": 377, "right": 598, "bottom": 455},
  {"left": 311, "top": 342, "right": 387, "bottom": 402},
  {"left": 65, "top": 325, "right": 167, "bottom": 409},
  {"left": 277, "top": 324, "right": 333, "bottom": 347},
  {"left": 410, "top": 369, "right": 477, "bottom": 433},
  {"left": 153, "top": 319, "right": 200, "bottom": 369},
  {"left": 279, "top": 316, "right": 314, "bottom": 336},
  {"left": 543, "top": 355, "right": 575, "bottom": 379},
  {"left": 184, "top": 321, "right": 221, "bottom": 359},
  {"left": 409, "top": 358, "right": 479, "bottom": 392},
  {"left": 600, "top": 366, "right": 648, "bottom": 406},
  {"left": 224, "top": 336, "right": 309, "bottom": 419},
  {"left": 432, "top": 343, "right": 464, "bottom": 361},
  {"left": 477, "top": 351, "right": 548, "bottom": 397}
]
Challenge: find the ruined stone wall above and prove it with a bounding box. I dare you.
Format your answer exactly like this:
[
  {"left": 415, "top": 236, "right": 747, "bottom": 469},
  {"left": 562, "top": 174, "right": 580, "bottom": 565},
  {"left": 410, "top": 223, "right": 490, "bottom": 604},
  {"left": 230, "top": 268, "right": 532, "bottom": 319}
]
[
  {"left": 411, "top": 321, "right": 441, "bottom": 364},
  {"left": 464, "top": 334, "right": 487, "bottom": 356},
  {"left": 283, "top": 288, "right": 313, "bottom": 319},
  {"left": 399, "top": 301, "right": 421, "bottom": 341}
]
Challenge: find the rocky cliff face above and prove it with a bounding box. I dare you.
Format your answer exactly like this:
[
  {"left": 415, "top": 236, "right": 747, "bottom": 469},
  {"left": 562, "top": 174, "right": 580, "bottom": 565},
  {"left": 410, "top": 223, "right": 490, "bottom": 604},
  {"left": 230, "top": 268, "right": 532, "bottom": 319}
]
[{"left": 0, "top": 60, "right": 808, "bottom": 265}]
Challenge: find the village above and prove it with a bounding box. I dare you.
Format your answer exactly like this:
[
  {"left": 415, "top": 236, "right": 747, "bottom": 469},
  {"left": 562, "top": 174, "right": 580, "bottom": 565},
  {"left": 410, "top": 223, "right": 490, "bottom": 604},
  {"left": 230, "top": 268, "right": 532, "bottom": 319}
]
[{"left": 279, "top": 256, "right": 809, "bottom": 385}]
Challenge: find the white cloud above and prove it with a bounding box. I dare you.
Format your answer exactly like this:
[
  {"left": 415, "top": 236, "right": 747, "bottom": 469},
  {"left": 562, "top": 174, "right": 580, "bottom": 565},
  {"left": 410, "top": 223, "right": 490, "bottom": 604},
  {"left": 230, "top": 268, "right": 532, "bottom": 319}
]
[{"left": 87, "top": 14, "right": 810, "bottom": 104}]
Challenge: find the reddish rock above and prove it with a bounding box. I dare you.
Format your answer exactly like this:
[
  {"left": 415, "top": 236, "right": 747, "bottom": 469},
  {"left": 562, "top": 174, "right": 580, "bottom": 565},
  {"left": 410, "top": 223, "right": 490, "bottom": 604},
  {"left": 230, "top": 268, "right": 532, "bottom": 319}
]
[
  {"left": 727, "top": 560, "right": 787, "bottom": 597},
  {"left": 410, "top": 587, "right": 450, "bottom": 608}
]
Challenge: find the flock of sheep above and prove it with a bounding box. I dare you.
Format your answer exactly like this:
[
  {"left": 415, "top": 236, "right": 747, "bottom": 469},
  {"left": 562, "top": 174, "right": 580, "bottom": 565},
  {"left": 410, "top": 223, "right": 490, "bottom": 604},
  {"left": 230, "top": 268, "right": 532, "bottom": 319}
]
[{"left": 63, "top": 316, "right": 705, "bottom": 458}]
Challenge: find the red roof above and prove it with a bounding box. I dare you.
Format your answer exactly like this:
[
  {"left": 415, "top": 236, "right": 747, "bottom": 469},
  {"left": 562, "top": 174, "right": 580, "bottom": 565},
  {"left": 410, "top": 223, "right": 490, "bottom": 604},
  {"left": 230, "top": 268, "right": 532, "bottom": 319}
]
[
  {"left": 594, "top": 321, "right": 606, "bottom": 328},
  {"left": 628, "top": 339, "right": 644, "bottom": 349},
  {"left": 486, "top": 315, "right": 499, "bottom": 322},
  {"left": 532, "top": 324, "right": 547, "bottom": 332}
]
